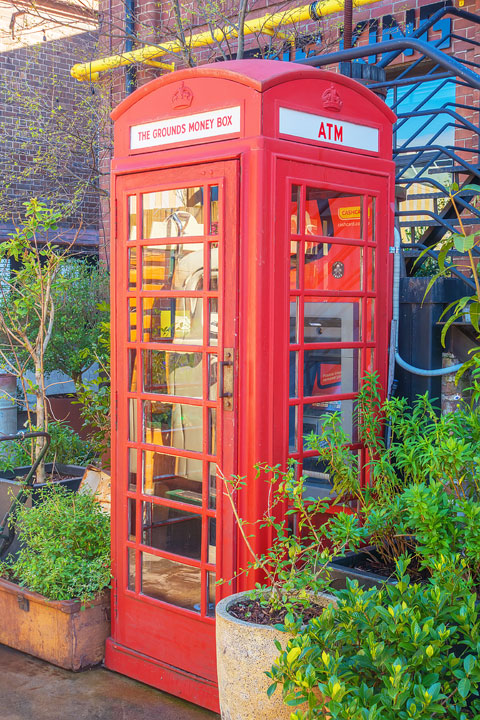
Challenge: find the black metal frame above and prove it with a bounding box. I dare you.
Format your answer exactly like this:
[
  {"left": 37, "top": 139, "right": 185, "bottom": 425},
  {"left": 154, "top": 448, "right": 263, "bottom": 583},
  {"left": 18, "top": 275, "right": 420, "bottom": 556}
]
[{"left": 0, "top": 431, "right": 51, "bottom": 558}]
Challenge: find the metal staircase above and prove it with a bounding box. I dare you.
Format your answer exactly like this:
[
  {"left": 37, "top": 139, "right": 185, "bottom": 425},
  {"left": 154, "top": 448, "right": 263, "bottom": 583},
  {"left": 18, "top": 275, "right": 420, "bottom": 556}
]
[
  {"left": 297, "top": 5, "right": 480, "bottom": 289},
  {"left": 297, "top": 8, "right": 480, "bottom": 398}
]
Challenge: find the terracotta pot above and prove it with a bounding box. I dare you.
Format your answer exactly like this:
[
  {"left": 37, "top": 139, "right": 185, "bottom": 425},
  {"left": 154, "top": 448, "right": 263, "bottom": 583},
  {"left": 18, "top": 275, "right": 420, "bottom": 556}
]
[
  {"left": 216, "top": 590, "right": 336, "bottom": 720},
  {"left": 0, "top": 577, "right": 110, "bottom": 670}
]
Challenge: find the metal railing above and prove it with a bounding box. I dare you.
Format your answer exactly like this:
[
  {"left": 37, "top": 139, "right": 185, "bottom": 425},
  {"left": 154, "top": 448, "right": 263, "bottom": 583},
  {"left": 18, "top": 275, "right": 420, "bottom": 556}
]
[{"left": 297, "top": 6, "right": 480, "bottom": 282}]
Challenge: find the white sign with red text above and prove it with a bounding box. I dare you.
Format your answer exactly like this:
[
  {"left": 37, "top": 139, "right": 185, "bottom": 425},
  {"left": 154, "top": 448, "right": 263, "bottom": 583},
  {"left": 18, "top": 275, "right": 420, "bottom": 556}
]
[
  {"left": 279, "top": 107, "right": 379, "bottom": 153},
  {"left": 130, "top": 106, "right": 241, "bottom": 150}
]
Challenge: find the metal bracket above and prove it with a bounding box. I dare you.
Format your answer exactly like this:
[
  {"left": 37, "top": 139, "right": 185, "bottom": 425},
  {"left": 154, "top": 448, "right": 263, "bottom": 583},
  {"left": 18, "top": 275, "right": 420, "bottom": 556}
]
[
  {"left": 17, "top": 595, "right": 29, "bottom": 612},
  {"left": 219, "top": 348, "right": 234, "bottom": 411}
]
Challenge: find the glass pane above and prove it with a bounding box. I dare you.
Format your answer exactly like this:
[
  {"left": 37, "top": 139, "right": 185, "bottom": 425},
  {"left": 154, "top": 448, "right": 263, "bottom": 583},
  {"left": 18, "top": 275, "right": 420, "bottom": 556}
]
[
  {"left": 304, "top": 299, "right": 361, "bottom": 344},
  {"left": 290, "top": 241, "right": 299, "bottom": 289},
  {"left": 208, "top": 354, "right": 217, "bottom": 401},
  {"left": 128, "top": 498, "right": 136, "bottom": 541},
  {"left": 209, "top": 186, "right": 219, "bottom": 235},
  {"left": 143, "top": 297, "right": 203, "bottom": 345},
  {"left": 128, "top": 248, "right": 137, "bottom": 291},
  {"left": 128, "top": 548, "right": 135, "bottom": 591},
  {"left": 367, "top": 196, "right": 376, "bottom": 242},
  {"left": 304, "top": 243, "right": 364, "bottom": 292},
  {"left": 142, "top": 244, "right": 204, "bottom": 292},
  {"left": 208, "top": 518, "right": 216, "bottom": 564},
  {"left": 142, "top": 502, "right": 201, "bottom": 560},
  {"left": 142, "top": 451, "right": 203, "bottom": 505},
  {"left": 128, "top": 196, "right": 137, "bottom": 241},
  {"left": 289, "top": 351, "right": 298, "bottom": 398},
  {"left": 305, "top": 188, "right": 363, "bottom": 239},
  {"left": 303, "top": 399, "right": 358, "bottom": 443},
  {"left": 304, "top": 348, "right": 359, "bottom": 397},
  {"left": 141, "top": 552, "right": 201, "bottom": 612},
  {"left": 128, "top": 448, "right": 137, "bottom": 491},
  {"left": 208, "top": 463, "right": 217, "bottom": 509},
  {"left": 128, "top": 298, "right": 137, "bottom": 341},
  {"left": 142, "top": 187, "right": 204, "bottom": 239},
  {"left": 129, "top": 349, "right": 138, "bottom": 392},
  {"left": 209, "top": 243, "right": 219, "bottom": 289},
  {"left": 291, "top": 184, "right": 301, "bottom": 234},
  {"left": 290, "top": 300, "right": 298, "bottom": 343},
  {"left": 302, "top": 451, "right": 361, "bottom": 494},
  {"left": 302, "top": 455, "right": 332, "bottom": 490},
  {"left": 143, "top": 350, "right": 203, "bottom": 398},
  {"left": 208, "top": 408, "right": 217, "bottom": 455},
  {"left": 366, "top": 298, "right": 375, "bottom": 341},
  {"left": 365, "top": 348, "right": 375, "bottom": 375},
  {"left": 129, "top": 399, "right": 137, "bottom": 442},
  {"left": 143, "top": 401, "right": 203, "bottom": 453},
  {"left": 367, "top": 247, "right": 375, "bottom": 292},
  {"left": 289, "top": 405, "right": 297, "bottom": 452},
  {"left": 209, "top": 298, "right": 218, "bottom": 346},
  {"left": 207, "top": 571, "right": 216, "bottom": 617}
]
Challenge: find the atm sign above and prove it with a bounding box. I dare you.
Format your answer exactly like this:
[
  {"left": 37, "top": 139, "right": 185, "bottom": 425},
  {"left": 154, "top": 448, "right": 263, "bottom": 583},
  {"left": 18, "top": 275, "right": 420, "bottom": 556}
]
[{"left": 279, "top": 107, "right": 379, "bottom": 153}]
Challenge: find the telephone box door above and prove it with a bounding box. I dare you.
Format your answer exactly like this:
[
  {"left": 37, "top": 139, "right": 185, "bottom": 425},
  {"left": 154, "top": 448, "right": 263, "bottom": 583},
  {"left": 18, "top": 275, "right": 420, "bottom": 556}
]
[
  {"left": 278, "top": 159, "right": 391, "bottom": 484},
  {"left": 111, "top": 160, "right": 238, "bottom": 707}
]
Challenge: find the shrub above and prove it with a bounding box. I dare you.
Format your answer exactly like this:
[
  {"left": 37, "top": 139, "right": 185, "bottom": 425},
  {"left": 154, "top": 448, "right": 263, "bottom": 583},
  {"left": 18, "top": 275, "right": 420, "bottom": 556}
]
[
  {"left": 306, "top": 374, "right": 480, "bottom": 568},
  {"left": 269, "top": 558, "right": 480, "bottom": 719},
  {"left": 3, "top": 485, "right": 110, "bottom": 602}
]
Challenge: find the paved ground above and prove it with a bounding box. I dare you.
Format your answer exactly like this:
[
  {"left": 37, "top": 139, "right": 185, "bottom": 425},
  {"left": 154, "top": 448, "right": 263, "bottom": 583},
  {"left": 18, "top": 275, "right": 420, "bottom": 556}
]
[{"left": 0, "top": 644, "right": 220, "bottom": 720}]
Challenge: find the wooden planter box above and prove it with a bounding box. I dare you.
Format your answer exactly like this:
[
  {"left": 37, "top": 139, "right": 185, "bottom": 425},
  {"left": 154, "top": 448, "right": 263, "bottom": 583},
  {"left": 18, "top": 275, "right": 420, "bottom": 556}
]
[{"left": 0, "top": 577, "right": 110, "bottom": 670}]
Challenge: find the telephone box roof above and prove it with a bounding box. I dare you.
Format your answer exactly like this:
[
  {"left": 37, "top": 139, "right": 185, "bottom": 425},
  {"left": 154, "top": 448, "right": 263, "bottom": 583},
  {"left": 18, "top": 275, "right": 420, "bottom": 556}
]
[{"left": 111, "top": 59, "right": 396, "bottom": 123}]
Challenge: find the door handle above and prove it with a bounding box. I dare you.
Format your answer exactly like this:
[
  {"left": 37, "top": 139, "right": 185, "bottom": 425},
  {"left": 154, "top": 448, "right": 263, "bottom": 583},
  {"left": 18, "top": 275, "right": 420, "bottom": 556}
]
[{"left": 219, "top": 348, "right": 234, "bottom": 410}]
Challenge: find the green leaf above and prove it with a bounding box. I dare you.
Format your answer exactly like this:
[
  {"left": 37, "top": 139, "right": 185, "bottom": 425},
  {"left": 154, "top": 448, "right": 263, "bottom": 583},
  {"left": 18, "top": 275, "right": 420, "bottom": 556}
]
[
  {"left": 458, "top": 677, "right": 471, "bottom": 699},
  {"left": 266, "top": 682, "right": 277, "bottom": 698},
  {"left": 460, "top": 184, "right": 480, "bottom": 194},
  {"left": 453, "top": 233, "right": 476, "bottom": 253},
  {"left": 469, "top": 302, "right": 480, "bottom": 333},
  {"left": 286, "top": 647, "right": 301, "bottom": 665}
]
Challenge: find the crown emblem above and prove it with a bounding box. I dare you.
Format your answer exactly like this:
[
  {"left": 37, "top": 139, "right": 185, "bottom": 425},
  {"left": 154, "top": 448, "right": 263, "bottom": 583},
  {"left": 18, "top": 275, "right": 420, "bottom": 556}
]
[
  {"left": 322, "top": 85, "right": 343, "bottom": 112},
  {"left": 172, "top": 82, "right": 193, "bottom": 109}
]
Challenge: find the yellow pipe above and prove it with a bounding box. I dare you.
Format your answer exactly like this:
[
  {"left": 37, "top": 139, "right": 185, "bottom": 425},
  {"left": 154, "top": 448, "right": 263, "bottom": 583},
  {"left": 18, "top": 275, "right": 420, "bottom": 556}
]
[{"left": 71, "top": 0, "right": 381, "bottom": 82}]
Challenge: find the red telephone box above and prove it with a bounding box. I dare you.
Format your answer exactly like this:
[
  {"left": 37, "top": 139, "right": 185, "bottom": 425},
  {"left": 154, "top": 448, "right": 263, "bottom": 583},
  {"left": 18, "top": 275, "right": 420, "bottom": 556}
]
[{"left": 106, "top": 60, "right": 395, "bottom": 712}]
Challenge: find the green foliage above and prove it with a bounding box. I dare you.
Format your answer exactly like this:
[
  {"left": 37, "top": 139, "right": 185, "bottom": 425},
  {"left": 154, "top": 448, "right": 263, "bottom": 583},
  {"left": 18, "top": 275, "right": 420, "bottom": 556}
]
[
  {"left": 2, "top": 486, "right": 110, "bottom": 602},
  {"left": 398, "top": 481, "right": 480, "bottom": 583},
  {"left": 270, "top": 558, "right": 480, "bottom": 719},
  {"left": 220, "top": 463, "right": 368, "bottom": 622},
  {"left": 305, "top": 373, "right": 480, "bottom": 567},
  {"left": 45, "top": 260, "right": 110, "bottom": 386},
  {"left": 74, "top": 303, "right": 111, "bottom": 460},
  {"left": 0, "top": 421, "right": 95, "bottom": 471}
]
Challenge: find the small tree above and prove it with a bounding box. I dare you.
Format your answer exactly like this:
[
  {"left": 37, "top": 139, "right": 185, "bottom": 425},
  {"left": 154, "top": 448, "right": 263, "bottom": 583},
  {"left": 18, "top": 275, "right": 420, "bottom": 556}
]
[{"left": 0, "top": 199, "right": 72, "bottom": 482}]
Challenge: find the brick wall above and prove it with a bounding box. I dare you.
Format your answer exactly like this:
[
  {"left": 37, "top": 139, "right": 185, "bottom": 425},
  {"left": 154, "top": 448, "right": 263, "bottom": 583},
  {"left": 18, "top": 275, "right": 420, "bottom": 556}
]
[{"left": 0, "top": 27, "right": 101, "bottom": 251}]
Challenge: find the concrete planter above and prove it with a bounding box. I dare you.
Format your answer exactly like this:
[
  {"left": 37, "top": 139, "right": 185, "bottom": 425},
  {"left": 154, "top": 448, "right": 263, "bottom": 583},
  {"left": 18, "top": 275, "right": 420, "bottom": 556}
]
[
  {"left": 0, "top": 577, "right": 110, "bottom": 670},
  {"left": 216, "top": 590, "right": 336, "bottom": 720}
]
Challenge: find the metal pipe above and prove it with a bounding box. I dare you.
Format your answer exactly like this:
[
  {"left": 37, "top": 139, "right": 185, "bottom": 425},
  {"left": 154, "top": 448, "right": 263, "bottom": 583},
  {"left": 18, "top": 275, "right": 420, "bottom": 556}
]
[
  {"left": 391, "top": 230, "right": 466, "bottom": 377},
  {"left": 343, "top": 0, "right": 352, "bottom": 50},
  {"left": 71, "top": 0, "right": 381, "bottom": 81}
]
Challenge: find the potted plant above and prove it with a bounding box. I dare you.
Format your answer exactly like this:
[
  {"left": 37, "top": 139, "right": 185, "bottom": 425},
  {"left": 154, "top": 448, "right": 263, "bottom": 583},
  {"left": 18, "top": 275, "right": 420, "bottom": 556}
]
[
  {"left": 269, "top": 556, "right": 480, "bottom": 719},
  {"left": 0, "top": 484, "right": 111, "bottom": 670},
  {"left": 215, "top": 464, "right": 365, "bottom": 720}
]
